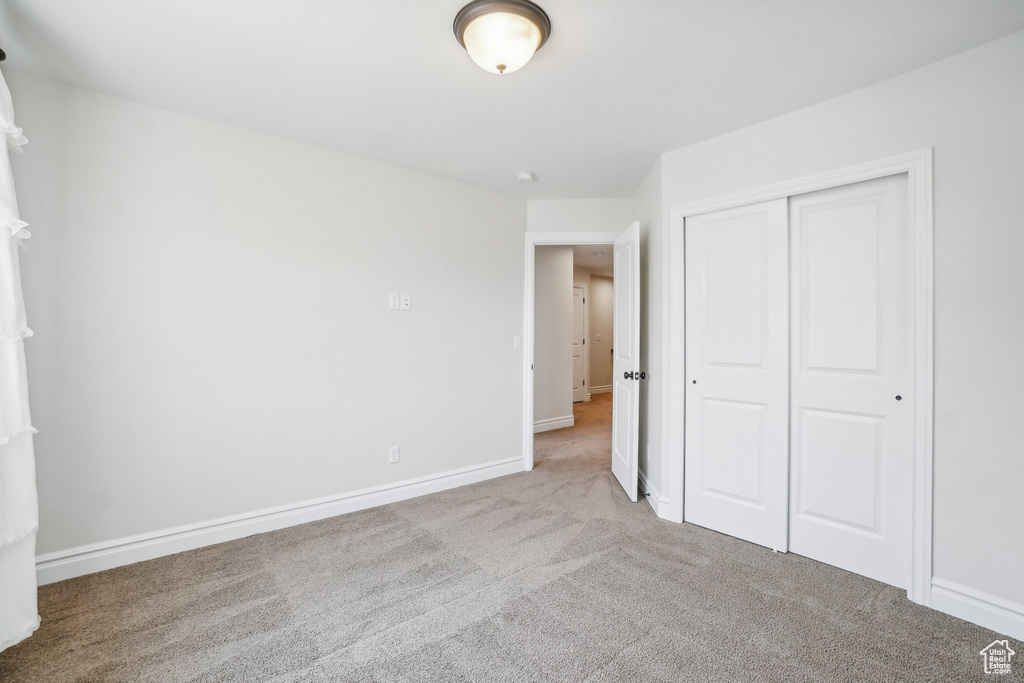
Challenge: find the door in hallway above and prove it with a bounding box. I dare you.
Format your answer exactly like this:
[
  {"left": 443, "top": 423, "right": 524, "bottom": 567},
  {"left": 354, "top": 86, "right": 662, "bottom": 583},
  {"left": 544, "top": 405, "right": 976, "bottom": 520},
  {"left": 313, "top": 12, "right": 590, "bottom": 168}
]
[
  {"left": 572, "top": 285, "right": 585, "bottom": 403},
  {"left": 612, "top": 222, "right": 641, "bottom": 502}
]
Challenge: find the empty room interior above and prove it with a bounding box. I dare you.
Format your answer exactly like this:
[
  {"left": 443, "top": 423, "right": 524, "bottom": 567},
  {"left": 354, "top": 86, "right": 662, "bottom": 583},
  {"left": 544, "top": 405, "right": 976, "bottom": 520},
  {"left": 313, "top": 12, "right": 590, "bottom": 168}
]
[{"left": 0, "top": 1, "right": 1022, "bottom": 680}]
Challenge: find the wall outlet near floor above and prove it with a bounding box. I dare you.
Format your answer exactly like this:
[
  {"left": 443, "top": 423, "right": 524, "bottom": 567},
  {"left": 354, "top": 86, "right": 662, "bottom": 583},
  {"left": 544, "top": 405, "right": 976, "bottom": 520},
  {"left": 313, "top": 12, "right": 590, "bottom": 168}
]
[
  {"left": 400, "top": 293, "right": 411, "bottom": 310},
  {"left": 389, "top": 446, "right": 401, "bottom": 464}
]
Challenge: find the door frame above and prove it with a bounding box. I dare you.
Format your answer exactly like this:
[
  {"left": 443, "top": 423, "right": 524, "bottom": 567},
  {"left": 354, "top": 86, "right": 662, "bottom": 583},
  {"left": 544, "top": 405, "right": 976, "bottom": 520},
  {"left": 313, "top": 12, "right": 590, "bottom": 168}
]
[
  {"left": 666, "top": 149, "right": 934, "bottom": 606},
  {"left": 523, "top": 232, "right": 620, "bottom": 471},
  {"left": 572, "top": 281, "right": 591, "bottom": 402}
]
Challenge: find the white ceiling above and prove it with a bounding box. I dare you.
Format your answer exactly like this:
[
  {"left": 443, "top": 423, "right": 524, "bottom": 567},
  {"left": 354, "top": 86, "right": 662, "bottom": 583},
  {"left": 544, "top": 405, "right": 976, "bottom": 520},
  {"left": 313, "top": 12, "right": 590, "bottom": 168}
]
[
  {"left": 573, "top": 245, "right": 613, "bottom": 278},
  {"left": 4, "top": 1, "right": 1024, "bottom": 198}
]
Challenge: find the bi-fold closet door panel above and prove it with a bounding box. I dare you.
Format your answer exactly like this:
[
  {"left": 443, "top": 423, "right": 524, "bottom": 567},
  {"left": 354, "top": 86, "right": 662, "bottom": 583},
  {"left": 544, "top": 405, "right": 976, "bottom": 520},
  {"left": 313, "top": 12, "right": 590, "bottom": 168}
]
[
  {"left": 683, "top": 199, "right": 790, "bottom": 551},
  {"left": 683, "top": 175, "right": 912, "bottom": 589}
]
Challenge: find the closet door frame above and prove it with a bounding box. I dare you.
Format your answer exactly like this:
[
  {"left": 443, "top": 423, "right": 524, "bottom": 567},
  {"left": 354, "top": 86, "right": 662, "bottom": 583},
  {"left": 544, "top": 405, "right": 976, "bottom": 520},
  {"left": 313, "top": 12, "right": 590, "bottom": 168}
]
[{"left": 666, "top": 149, "right": 933, "bottom": 607}]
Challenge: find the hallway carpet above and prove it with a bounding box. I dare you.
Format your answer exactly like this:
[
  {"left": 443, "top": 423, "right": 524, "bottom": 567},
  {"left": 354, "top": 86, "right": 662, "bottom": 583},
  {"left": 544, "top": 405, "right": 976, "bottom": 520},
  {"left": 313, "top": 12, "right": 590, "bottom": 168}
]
[{"left": 0, "top": 394, "right": 1012, "bottom": 681}]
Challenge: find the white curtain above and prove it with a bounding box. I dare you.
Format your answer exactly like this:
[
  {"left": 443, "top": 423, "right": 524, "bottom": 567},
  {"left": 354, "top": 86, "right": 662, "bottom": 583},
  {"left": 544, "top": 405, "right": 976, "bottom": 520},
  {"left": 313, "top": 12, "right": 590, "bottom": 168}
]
[{"left": 0, "top": 66, "right": 39, "bottom": 653}]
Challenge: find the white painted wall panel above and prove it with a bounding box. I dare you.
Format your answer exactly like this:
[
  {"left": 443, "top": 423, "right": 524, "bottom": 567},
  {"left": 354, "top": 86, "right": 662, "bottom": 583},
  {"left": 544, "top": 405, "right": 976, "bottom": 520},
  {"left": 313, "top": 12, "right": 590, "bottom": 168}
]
[
  {"left": 9, "top": 72, "right": 526, "bottom": 555},
  {"left": 590, "top": 275, "right": 614, "bottom": 391},
  {"left": 533, "top": 246, "right": 573, "bottom": 424}
]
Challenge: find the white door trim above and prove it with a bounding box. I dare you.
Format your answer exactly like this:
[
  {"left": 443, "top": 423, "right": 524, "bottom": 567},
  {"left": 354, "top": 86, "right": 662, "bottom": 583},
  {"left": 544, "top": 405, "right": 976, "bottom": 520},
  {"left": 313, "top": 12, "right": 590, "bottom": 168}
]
[
  {"left": 666, "top": 149, "right": 933, "bottom": 606},
  {"left": 524, "top": 232, "right": 620, "bottom": 471}
]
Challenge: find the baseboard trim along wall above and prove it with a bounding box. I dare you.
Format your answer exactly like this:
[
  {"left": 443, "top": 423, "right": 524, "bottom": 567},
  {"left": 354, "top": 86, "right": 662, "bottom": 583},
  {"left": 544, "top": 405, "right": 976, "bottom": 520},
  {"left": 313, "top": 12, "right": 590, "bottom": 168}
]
[
  {"left": 533, "top": 415, "right": 574, "bottom": 433},
  {"left": 589, "top": 385, "right": 612, "bottom": 395},
  {"left": 930, "top": 578, "right": 1024, "bottom": 641},
  {"left": 638, "top": 469, "right": 672, "bottom": 520},
  {"left": 35, "top": 455, "right": 524, "bottom": 585}
]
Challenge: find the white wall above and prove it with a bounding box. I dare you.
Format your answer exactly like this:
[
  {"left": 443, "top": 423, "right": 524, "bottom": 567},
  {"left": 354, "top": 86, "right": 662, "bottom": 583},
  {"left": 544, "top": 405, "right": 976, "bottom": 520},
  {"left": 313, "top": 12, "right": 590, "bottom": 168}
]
[
  {"left": 533, "top": 246, "right": 573, "bottom": 426},
  {"left": 527, "top": 199, "right": 633, "bottom": 234},
  {"left": 589, "top": 275, "right": 614, "bottom": 391},
  {"left": 572, "top": 264, "right": 591, "bottom": 289},
  {"left": 9, "top": 71, "right": 526, "bottom": 557},
  {"left": 655, "top": 31, "right": 1024, "bottom": 613}
]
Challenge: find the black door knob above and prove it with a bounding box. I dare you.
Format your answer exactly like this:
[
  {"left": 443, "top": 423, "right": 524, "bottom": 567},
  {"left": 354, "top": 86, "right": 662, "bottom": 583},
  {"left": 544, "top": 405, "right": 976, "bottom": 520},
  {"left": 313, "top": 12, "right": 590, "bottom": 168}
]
[
  {"left": 639, "top": 372, "right": 647, "bottom": 380},
  {"left": 624, "top": 371, "right": 634, "bottom": 380},
  {"left": 895, "top": 395, "right": 902, "bottom": 401}
]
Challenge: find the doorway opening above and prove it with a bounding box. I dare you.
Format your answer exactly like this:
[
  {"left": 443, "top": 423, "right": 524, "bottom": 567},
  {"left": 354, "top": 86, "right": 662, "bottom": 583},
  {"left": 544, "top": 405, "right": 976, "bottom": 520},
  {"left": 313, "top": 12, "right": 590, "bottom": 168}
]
[
  {"left": 522, "top": 226, "right": 641, "bottom": 502},
  {"left": 532, "top": 244, "right": 615, "bottom": 472}
]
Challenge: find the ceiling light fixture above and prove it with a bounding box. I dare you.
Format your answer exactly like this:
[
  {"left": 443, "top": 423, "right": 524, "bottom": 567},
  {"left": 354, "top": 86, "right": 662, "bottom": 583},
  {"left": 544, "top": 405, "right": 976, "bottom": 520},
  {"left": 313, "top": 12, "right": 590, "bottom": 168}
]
[
  {"left": 454, "top": 0, "right": 551, "bottom": 75},
  {"left": 515, "top": 171, "right": 536, "bottom": 183}
]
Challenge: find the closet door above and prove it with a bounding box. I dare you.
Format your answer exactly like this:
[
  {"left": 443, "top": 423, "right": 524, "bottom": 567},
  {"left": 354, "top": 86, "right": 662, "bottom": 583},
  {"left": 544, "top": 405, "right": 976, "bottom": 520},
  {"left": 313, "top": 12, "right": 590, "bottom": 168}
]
[
  {"left": 684, "top": 199, "right": 789, "bottom": 551},
  {"left": 788, "top": 174, "right": 912, "bottom": 588}
]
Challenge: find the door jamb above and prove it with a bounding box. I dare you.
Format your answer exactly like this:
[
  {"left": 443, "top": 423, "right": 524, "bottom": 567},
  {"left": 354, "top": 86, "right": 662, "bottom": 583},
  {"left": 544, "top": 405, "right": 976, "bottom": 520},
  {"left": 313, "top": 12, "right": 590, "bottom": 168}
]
[
  {"left": 523, "top": 232, "right": 620, "bottom": 471},
  {"left": 666, "top": 149, "right": 933, "bottom": 606}
]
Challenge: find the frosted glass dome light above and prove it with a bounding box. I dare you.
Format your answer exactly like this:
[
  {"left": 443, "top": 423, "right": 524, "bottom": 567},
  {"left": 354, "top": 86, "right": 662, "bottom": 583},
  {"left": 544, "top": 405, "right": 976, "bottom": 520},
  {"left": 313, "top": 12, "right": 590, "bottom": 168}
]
[{"left": 454, "top": 0, "right": 551, "bottom": 75}]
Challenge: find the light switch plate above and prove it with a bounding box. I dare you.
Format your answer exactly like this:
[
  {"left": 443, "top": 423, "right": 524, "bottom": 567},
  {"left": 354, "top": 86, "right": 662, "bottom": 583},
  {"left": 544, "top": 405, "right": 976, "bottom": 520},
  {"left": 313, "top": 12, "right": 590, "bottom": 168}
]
[
  {"left": 389, "top": 293, "right": 400, "bottom": 310},
  {"left": 513, "top": 335, "right": 521, "bottom": 350},
  {"left": 401, "top": 293, "right": 411, "bottom": 310}
]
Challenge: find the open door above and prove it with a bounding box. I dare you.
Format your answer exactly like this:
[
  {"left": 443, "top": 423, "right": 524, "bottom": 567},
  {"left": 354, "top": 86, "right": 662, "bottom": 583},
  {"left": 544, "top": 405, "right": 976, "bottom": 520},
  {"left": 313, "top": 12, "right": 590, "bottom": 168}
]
[{"left": 611, "top": 222, "right": 640, "bottom": 502}]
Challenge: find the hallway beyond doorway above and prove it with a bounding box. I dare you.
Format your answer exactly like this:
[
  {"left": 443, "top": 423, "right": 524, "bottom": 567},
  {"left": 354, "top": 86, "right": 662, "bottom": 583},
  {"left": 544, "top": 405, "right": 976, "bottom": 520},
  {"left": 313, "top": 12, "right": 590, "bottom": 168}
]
[{"left": 534, "top": 392, "right": 612, "bottom": 470}]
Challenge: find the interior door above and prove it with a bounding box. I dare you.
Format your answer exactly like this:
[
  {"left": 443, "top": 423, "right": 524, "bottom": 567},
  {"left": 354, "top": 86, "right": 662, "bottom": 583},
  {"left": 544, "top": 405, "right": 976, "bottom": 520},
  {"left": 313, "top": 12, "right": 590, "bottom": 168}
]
[
  {"left": 611, "top": 222, "right": 640, "bottom": 502},
  {"left": 684, "top": 199, "right": 790, "bottom": 550},
  {"left": 572, "top": 285, "right": 585, "bottom": 403},
  {"left": 788, "top": 174, "right": 912, "bottom": 588}
]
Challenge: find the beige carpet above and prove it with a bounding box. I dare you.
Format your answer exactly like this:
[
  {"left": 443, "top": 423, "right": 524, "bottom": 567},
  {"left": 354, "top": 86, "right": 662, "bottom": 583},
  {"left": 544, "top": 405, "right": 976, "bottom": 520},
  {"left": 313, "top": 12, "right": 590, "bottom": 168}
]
[{"left": 1, "top": 393, "right": 1015, "bottom": 681}]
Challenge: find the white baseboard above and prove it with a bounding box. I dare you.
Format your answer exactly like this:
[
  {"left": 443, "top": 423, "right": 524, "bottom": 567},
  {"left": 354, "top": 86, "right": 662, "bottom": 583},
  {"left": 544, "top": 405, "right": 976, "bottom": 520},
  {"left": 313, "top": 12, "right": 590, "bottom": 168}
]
[
  {"left": 533, "top": 415, "right": 574, "bottom": 433},
  {"left": 638, "top": 468, "right": 672, "bottom": 520},
  {"left": 35, "top": 455, "right": 523, "bottom": 586},
  {"left": 589, "top": 385, "right": 612, "bottom": 395},
  {"left": 930, "top": 578, "right": 1024, "bottom": 641}
]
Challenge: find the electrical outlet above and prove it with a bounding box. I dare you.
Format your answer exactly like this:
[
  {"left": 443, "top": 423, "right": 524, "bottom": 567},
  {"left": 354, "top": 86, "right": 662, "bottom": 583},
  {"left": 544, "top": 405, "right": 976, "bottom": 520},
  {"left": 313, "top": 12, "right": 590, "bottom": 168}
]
[
  {"left": 389, "top": 446, "right": 400, "bottom": 464},
  {"left": 389, "top": 293, "right": 400, "bottom": 310},
  {"left": 401, "top": 293, "right": 411, "bottom": 310}
]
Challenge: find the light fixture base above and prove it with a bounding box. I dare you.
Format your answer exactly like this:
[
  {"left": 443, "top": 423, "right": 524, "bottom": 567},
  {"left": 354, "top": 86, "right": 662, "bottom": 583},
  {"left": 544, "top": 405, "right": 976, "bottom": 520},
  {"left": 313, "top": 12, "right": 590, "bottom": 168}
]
[{"left": 453, "top": 0, "right": 551, "bottom": 51}]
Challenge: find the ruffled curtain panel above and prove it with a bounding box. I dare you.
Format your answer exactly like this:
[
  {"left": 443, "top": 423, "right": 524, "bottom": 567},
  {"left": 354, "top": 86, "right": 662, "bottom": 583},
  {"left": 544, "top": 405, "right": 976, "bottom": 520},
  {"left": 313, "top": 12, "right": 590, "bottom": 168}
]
[{"left": 0, "top": 66, "right": 40, "bottom": 653}]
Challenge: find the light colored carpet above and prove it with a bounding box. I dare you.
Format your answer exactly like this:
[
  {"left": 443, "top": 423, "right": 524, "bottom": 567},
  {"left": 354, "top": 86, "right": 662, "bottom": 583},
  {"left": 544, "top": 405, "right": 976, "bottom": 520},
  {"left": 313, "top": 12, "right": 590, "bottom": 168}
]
[{"left": 0, "top": 394, "right": 1015, "bottom": 681}]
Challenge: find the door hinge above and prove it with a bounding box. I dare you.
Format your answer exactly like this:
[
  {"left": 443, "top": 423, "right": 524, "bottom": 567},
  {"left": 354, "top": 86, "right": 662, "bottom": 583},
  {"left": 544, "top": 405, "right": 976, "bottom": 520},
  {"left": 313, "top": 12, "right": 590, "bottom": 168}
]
[
  {"left": 583, "top": 339, "right": 586, "bottom": 345},
  {"left": 583, "top": 380, "right": 585, "bottom": 385},
  {"left": 583, "top": 297, "right": 586, "bottom": 303}
]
